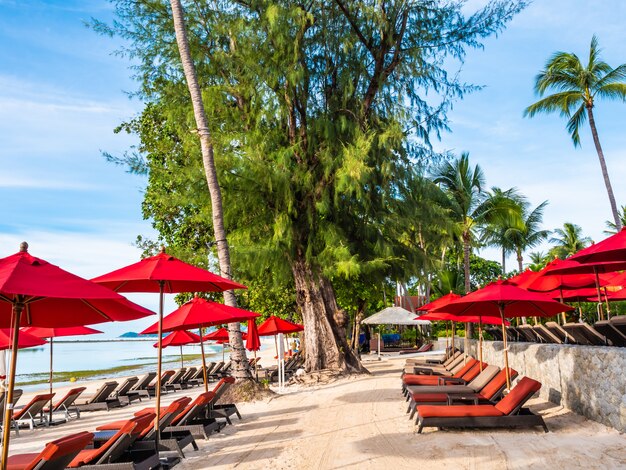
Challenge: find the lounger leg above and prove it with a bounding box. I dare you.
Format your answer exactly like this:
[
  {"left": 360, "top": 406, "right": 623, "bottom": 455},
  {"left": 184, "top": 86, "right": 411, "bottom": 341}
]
[
  {"left": 409, "top": 404, "right": 416, "bottom": 420},
  {"left": 234, "top": 407, "right": 241, "bottom": 420},
  {"left": 417, "top": 421, "right": 424, "bottom": 434}
]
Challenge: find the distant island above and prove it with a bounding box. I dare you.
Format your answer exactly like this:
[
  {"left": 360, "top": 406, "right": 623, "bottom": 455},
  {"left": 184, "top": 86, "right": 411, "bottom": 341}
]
[{"left": 119, "top": 332, "right": 159, "bottom": 338}]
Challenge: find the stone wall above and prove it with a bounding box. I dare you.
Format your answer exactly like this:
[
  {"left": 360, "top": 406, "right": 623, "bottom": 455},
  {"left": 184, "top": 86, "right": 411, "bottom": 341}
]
[{"left": 439, "top": 338, "right": 626, "bottom": 432}]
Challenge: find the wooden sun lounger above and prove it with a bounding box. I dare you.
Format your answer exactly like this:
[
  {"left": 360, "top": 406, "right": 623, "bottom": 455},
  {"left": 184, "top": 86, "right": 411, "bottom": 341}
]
[
  {"left": 114, "top": 377, "right": 141, "bottom": 406},
  {"left": 545, "top": 321, "right": 577, "bottom": 344},
  {"left": 126, "top": 372, "right": 156, "bottom": 402},
  {"left": 594, "top": 320, "right": 626, "bottom": 347},
  {"left": 415, "top": 377, "right": 548, "bottom": 433},
  {"left": 164, "top": 368, "right": 187, "bottom": 391},
  {"left": 164, "top": 391, "right": 224, "bottom": 440},
  {"left": 7, "top": 431, "right": 94, "bottom": 470},
  {"left": 562, "top": 323, "right": 608, "bottom": 346},
  {"left": 209, "top": 377, "right": 241, "bottom": 425},
  {"left": 610, "top": 315, "right": 626, "bottom": 337},
  {"left": 77, "top": 381, "right": 121, "bottom": 412},
  {"left": 403, "top": 359, "right": 480, "bottom": 397},
  {"left": 11, "top": 393, "right": 55, "bottom": 434},
  {"left": 146, "top": 370, "right": 175, "bottom": 396},
  {"left": 517, "top": 324, "right": 541, "bottom": 342},
  {"left": 485, "top": 327, "right": 504, "bottom": 341},
  {"left": 532, "top": 324, "right": 561, "bottom": 344},
  {"left": 44, "top": 386, "right": 86, "bottom": 420}
]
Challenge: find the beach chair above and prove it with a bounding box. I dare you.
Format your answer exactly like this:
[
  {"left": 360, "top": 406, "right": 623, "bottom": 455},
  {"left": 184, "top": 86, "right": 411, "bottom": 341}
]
[
  {"left": 594, "top": 320, "right": 626, "bottom": 347},
  {"left": 209, "top": 377, "right": 241, "bottom": 425},
  {"left": 179, "top": 367, "right": 198, "bottom": 388},
  {"left": 517, "top": 324, "right": 540, "bottom": 342},
  {"left": 163, "top": 391, "right": 224, "bottom": 440},
  {"left": 207, "top": 362, "right": 224, "bottom": 382},
  {"left": 219, "top": 362, "right": 232, "bottom": 377},
  {"left": 506, "top": 327, "right": 521, "bottom": 342},
  {"left": 404, "top": 350, "right": 460, "bottom": 368},
  {"left": 0, "top": 388, "right": 23, "bottom": 422},
  {"left": 44, "top": 387, "right": 86, "bottom": 420},
  {"left": 402, "top": 358, "right": 478, "bottom": 394},
  {"left": 11, "top": 393, "right": 55, "bottom": 434},
  {"left": 545, "top": 321, "right": 577, "bottom": 344},
  {"left": 485, "top": 327, "right": 504, "bottom": 341},
  {"left": 404, "top": 361, "right": 487, "bottom": 401},
  {"left": 532, "top": 324, "right": 561, "bottom": 344},
  {"left": 76, "top": 381, "right": 121, "bottom": 412},
  {"left": 406, "top": 365, "right": 500, "bottom": 418},
  {"left": 163, "top": 368, "right": 187, "bottom": 392},
  {"left": 146, "top": 370, "right": 175, "bottom": 396},
  {"left": 415, "top": 377, "right": 548, "bottom": 433},
  {"left": 562, "top": 323, "right": 608, "bottom": 346},
  {"left": 407, "top": 353, "right": 468, "bottom": 376},
  {"left": 126, "top": 372, "right": 156, "bottom": 402},
  {"left": 6, "top": 431, "right": 94, "bottom": 470},
  {"left": 610, "top": 315, "right": 626, "bottom": 337},
  {"left": 68, "top": 413, "right": 157, "bottom": 469},
  {"left": 113, "top": 377, "right": 140, "bottom": 405}
]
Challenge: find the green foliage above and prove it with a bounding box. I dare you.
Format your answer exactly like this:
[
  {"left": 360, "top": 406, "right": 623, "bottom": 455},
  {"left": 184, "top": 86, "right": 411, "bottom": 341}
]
[
  {"left": 548, "top": 222, "right": 591, "bottom": 259},
  {"left": 604, "top": 206, "right": 626, "bottom": 235}
]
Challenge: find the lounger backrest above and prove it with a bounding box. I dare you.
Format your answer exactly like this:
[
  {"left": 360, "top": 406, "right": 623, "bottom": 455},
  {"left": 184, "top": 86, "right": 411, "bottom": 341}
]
[
  {"left": 132, "top": 372, "right": 156, "bottom": 391},
  {"left": 202, "top": 362, "right": 215, "bottom": 377},
  {"left": 446, "top": 355, "right": 468, "bottom": 374},
  {"left": 494, "top": 377, "right": 542, "bottom": 415},
  {"left": 210, "top": 362, "right": 225, "bottom": 375},
  {"left": 467, "top": 365, "right": 499, "bottom": 392},
  {"left": 53, "top": 387, "right": 86, "bottom": 411},
  {"left": 181, "top": 367, "right": 197, "bottom": 382},
  {"left": 167, "top": 368, "right": 186, "bottom": 385},
  {"left": 89, "top": 381, "right": 119, "bottom": 403},
  {"left": 533, "top": 325, "right": 561, "bottom": 344},
  {"left": 594, "top": 320, "right": 626, "bottom": 347},
  {"left": 452, "top": 358, "right": 478, "bottom": 379},
  {"left": 160, "top": 370, "right": 175, "bottom": 383},
  {"left": 460, "top": 362, "right": 486, "bottom": 383},
  {"left": 580, "top": 323, "right": 608, "bottom": 345},
  {"left": 78, "top": 419, "right": 137, "bottom": 466},
  {"left": 172, "top": 392, "right": 215, "bottom": 425},
  {"left": 13, "top": 393, "right": 55, "bottom": 420},
  {"left": 31, "top": 431, "right": 94, "bottom": 470},
  {"left": 140, "top": 397, "right": 191, "bottom": 440},
  {"left": 12, "top": 389, "right": 23, "bottom": 406},
  {"left": 115, "top": 377, "right": 139, "bottom": 396},
  {"left": 479, "top": 368, "right": 518, "bottom": 401},
  {"left": 213, "top": 376, "right": 235, "bottom": 403}
]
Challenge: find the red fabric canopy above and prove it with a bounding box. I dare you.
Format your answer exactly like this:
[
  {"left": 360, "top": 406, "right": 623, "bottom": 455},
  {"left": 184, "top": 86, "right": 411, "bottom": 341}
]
[
  {"left": 416, "top": 292, "right": 461, "bottom": 312},
  {"left": 569, "top": 228, "right": 626, "bottom": 265},
  {"left": 0, "top": 329, "right": 46, "bottom": 350},
  {"left": 92, "top": 249, "right": 247, "bottom": 293},
  {"left": 141, "top": 297, "right": 260, "bottom": 334},
  {"left": 257, "top": 316, "right": 304, "bottom": 336},
  {"left": 0, "top": 246, "right": 154, "bottom": 328},
  {"left": 246, "top": 319, "right": 261, "bottom": 352},
  {"left": 525, "top": 258, "right": 611, "bottom": 292},
  {"left": 203, "top": 327, "right": 247, "bottom": 342},
  {"left": 431, "top": 279, "right": 573, "bottom": 318},
  {"left": 153, "top": 330, "right": 201, "bottom": 348},
  {"left": 22, "top": 326, "right": 102, "bottom": 339},
  {"left": 507, "top": 269, "right": 542, "bottom": 289},
  {"left": 417, "top": 312, "right": 510, "bottom": 325}
]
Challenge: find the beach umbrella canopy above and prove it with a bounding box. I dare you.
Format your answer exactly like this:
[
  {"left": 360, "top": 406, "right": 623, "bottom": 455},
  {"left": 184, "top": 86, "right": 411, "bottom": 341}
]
[
  {"left": 417, "top": 312, "right": 510, "bottom": 325},
  {"left": 0, "top": 243, "right": 153, "bottom": 469},
  {"left": 416, "top": 292, "right": 461, "bottom": 312},
  {"left": 246, "top": 319, "right": 261, "bottom": 352},
  {"left": 525, "top": 259, "right": 611, "bottom": 292},
  {"left": 0, "top": 329, "right": 47, "bottom": 350},
  {"left": 152, "top": 330, "right": 201, "bottom": 369},
  {"left": 568, "top": 228, "right": 626, "bottom": 265},
  {"left": 432, "top": 279, "right": 572, "bottom": 389},
  {"left": 257, "top": 316, "right": 304, "bottom": 336},
  {"left": 507, "top": 269, "right": 541, "bottom": 289},
  {"left": 203, "top": 327, "right": 247, "bottom": 342},
  {"left": 92, "top": 247, "right": 247, "bottom": 438}
]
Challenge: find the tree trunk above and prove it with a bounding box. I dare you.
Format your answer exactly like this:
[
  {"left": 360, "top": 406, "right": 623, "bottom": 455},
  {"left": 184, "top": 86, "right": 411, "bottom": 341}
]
[
  {"left": 501, "top": 247, "right": 506, "bottom": 275},
  {"left": 587, "top": 106, "right": 622, "bottom": 231},
  {"left": 169, "top": 0, "right": 248, "bottom": 379},
  {"left": 462, "top": 231, "right": 474, "bottom": 343},
  {"left": 292, "top": 258, "right": 368, "bottom": 374},
  {"left": 517, "top": 249, "right": 523, "bottom": 272}
]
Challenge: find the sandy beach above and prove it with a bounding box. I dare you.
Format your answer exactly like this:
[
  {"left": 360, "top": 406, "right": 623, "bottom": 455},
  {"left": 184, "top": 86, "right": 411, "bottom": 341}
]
[{"left": 7, "top": 349, "right": 626, "bottom": 470}]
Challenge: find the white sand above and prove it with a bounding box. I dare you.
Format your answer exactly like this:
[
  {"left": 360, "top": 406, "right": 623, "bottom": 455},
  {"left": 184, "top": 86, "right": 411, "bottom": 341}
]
[{"left": 8, "top": 352, "right": 626, "bottom": 469}]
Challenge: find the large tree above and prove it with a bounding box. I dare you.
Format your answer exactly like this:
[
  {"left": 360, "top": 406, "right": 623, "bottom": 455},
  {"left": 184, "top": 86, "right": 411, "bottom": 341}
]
[
  {"left": 548, "top": 222, "right": 591, "bottom": 259},
  {"left": 98, "top": 0, "right": 526, "bottom": 373},
  {"left": 525, "top": 36, "right": 626, "bottom": 230}
]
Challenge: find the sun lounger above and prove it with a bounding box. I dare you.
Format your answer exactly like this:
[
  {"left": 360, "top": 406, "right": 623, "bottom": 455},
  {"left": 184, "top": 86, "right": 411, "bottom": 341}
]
[
  {"left": 594, "top": 320, "right": 626, "bottom": 347},
  {"left": 146, "top": 370, "right": 175, "bottom": 396},
  {"left": 126, "top": 372, "right": 156, "bottom": 402},
  {"left": 76, "top": 381, "right": 121, "bottom": 412},
  {"left": 44, "top": 387, "right": 86, "bottom": 421},
  {"left": 415, "top": 376, "right": 548, "bottom": 433},
  {"left": 113, "top": 377, "right": 141, "bottom": 406},
  {"left": 610, "top": 315, "right": 626, "bottom": 337},
  {"left": 219, "top": 362, "right": 232, "bottom": 377},
  {"left": 407, "top": 354, "right": 468, "bottom": 376},
  {"left": 178, "top": 367, "right": 198, "bottom": 389},
  {"left": 0, "top": 389, "right": 23, "bottom": 424},
  {"left": 209, "top": 377, "right": 241, "bottom": 425},
  {"left": 405, "top": 350, "right": 460, "bottom": 366},
  {"left": 532, "top": 324, "right": 561, "bottom": 344},
  {"left": 402, "top": 358, "right": 478, "bottom": 394},
  {"left": 545, "top": 321, "right": 577, "bottom": 344},
  {"left": 68, "top": 414, "right": 154, "bottom": 468},
  {"left": 7, "top": 431, "right": 94, "bottom": 470},
  {"left": 405, "top": 361, "right": 488, "bottom": 400},
  {"left": 506, "top": 327, "right": 521, "bottom": 342},
  {"left": 207, "top": 362, "right": 225, "bottom": 381},
  {"left": 164, "top": 368, "right": 187, "bottom": 391},
  {"left": 562, "top": 322, "right": 608, "bottom": 346},
  {"left": 11, "top": 393, "right": 55, "bottom": 434},
  {"left": 485, "top": 327, "right": 504, "bottom": 341},
  {"left": 164, "top": 391, "right": 224, "bottom": 439},
  {"left": 517, "top": 324, "right": 540, "bottom": 342}
]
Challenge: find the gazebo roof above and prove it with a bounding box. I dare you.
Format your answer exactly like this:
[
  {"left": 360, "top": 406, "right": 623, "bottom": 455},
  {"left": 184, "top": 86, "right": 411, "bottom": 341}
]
[{"left": 362, "top": 306, "right": 430, "bottom": 326}]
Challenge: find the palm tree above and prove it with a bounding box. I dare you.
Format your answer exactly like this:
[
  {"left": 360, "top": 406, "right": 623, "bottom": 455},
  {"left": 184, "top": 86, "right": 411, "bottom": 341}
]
[
  {"left": 548, "top": 222, "right": 592, "bottom": 259},
  {"left": 169, "top": 0, "right": 248, "bottom": 379},
  {"left": 507, "top": 200, "right": 550, "bottom": 271},
  {"left": 604, "top": 205, "right": 626, "bottom": 235},
  {"left": 525, "top": 36, "right": 626, "bottom": 230},
  {"left": 528, "top": 251, "right": 549, "bottom": 271}
]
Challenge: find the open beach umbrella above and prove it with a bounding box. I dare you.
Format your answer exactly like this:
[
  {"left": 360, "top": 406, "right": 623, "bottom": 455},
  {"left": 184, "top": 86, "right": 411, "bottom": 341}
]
[
  {"left": 203, "top": 327, "right": 248, "bottom": 362},
  {"left": 257, "top": 316, "right": 304, "bottom": 374},
  {"left": 0, "top": 243, "right": 153, "bottom": 469},
  {"left": 141, "top": 296, "right": 259, "bottom": 389},
  {"left": 416, "top": 293, "right": 462, "bottom": 353},
  {"left": 246, "top": 319, "right": 261, "bottom": 380},
  {"left": 22, "top": 325, "right": 102, "bottom": 422},
  {"left": 152, "top": 330, "right": 201, "bottom": 368},
  {"left": 0, "top": 329, "right": 47, "bottom": 349},
  {"left": 568, "top": 227, "right": 626, "bottom": 265},
  {"left": 92, "top": 247, "right": 246, "bottom": 441},
  {"left": 432, "top": 279, "right": 573, "bottom": 389}
]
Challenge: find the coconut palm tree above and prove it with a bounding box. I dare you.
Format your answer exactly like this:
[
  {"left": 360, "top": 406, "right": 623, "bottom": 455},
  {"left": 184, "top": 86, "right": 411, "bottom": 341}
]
[
  {"left": 528, "top": 251, "right": 549, "bottom": 271},
  {"left": 604, "top": 205, "right": 626, "bottom": 235},
  {"left": 525, "top": 36, "right": 626, "bottom": 230},
  {"left": 507, "top": 200, "right": 550, "bottom": 271},
  {"left": 548, "top": 222, "right": 591, "bottom": 259}
]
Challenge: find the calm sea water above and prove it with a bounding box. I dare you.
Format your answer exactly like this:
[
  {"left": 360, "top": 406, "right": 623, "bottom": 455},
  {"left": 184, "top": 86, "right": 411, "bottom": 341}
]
[{"left": 11, "top": 340, "right": 225, "bottom": 392}]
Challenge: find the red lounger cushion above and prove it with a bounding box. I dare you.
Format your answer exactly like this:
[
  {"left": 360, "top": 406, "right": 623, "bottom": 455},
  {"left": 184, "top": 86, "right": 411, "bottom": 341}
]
[
  {"left": 403, "top": 358, "right": 477, "bottom": 385},
  {"left": 479, "top": 369, "right": 517, "bottom": 401},
  {"left": 494, "top": 377, "right": 541, "bottom": 415},
  {"left": 8, "top": 431, "right": 94, "bottom": 470},
  {"left": 409, "top": 393, "right": 449, "bottom": 403},
  {"left": 417, "top": 404, "right": 503, "bottom": 418}
]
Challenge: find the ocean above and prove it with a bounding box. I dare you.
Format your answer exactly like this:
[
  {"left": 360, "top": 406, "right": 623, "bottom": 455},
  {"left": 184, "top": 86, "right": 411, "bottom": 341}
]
[{"left": 11, "top": 339, "right": 226, "bottom": 392}]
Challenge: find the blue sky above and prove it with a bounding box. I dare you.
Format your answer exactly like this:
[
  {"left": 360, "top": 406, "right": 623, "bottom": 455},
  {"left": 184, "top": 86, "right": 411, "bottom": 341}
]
[{"left": 1, "top": 1, "right": 626, "bottom": 335}]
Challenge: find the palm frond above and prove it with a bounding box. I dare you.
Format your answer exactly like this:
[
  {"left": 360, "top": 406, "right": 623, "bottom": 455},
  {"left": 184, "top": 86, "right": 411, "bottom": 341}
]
[
  {"left": 566, "top": 104, "right": 587, "bottom": 146},
  {"left": 524, "top": 91, "right": 583, "bottom": 117}
]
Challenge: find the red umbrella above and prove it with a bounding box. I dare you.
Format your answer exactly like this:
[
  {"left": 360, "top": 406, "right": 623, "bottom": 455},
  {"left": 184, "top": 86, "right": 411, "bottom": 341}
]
[
  {"left": 246, "top": 320, "right": 261, "bottom": 381},
  {"left": 257, "top": 316, "right": 303, "bottom": 376},
  {"left": 0, "top": 329, "right": 47, "bottom": 349},
  {"left": 416, "top": 292, "right": 461, "bottom": 311},
  {"left": 22, "top": 326, "right": 102, "bottom": 417},
  {"left": 507, "top": 269, "right": 541, "bottom": 288},
  {"left": 203, "top": 327, "right": 248, "bottom": 362},
  {"left": 152, "top": 330, "right": 201, "bottom": 369},
  {"left": 569, "top": 228, "right": 626, "bottom": 264},
  {"left": 0, "top": 243, "right": 153, "bottom": 468},
  {"left": 432, "top": 279, "right": 572, "bottom": 388},
  {"left": 92, "top": 247, "right": 246, "bottom": 439},
  {"left": 140, "top": 296, "right": 259, "bottom": 386}
]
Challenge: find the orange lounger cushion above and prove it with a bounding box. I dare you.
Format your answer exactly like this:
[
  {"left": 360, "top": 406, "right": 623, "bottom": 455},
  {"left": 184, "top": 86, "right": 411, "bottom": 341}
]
[
  {"left": 403, "top": 376, "right": 442, "bottom": 386},
  {"left": 409, "top": 393, "right": 448, "bottom": 402},
  {"left": 7, "top": 453, "right": 40, "bottom": 470},
  {"left": 417, "top": 404, "right": 503, "bottom": 418}
]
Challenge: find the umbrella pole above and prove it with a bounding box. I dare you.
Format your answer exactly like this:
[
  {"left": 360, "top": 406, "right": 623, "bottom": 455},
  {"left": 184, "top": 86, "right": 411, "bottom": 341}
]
[
  {"left": 180, "top": 345, "right": 184, "bottom": 369},
  {"left": 594, "top": 267, "right": 604, "bottom": 321},
  {"left": 499, "top": 305, "right": 510, "bottom": 391},
  {"left": 478, "top": 317, "right": 483, "bottom": 371},
  {"left": 603, "top": 287, "right": 611, "bottom": 319},
  {"left": 49, "top": 337, "right": 54, "bottom": 424},
  {"left": 1, "top": 302, "right": 23, "bottom": 470},
  {"left": 154, "top": 281, "right": 165, "bottom": 449},
  {"left": 254, "top": 350, "right": 258, "bottom": 381},
  {"left": 198, "top": 328, "right": 208, "bottom": 393},
  {"left": 559, "top": 290, "right": 566, "bottom": 325},
  {"left": 451, "top": 322, "right": 455, "bottom": 354}
]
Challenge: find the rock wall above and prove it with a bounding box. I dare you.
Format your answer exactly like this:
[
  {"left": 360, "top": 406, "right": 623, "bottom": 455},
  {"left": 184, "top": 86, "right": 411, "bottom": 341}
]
[{"left": 440, "top": 338, "right": 626, "bottom": 432}]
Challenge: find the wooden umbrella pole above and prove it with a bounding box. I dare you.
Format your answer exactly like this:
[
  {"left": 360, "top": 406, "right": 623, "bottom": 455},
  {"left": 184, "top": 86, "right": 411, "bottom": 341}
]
[
  {"left": 198, "top": 328, "right": 208, "bottom": 393},
  {"left": 559, "top": 290, "right": 566, "bottom": 324},
  {"left": 499, "top": 305, "right": 510, "bottom": 391},
  {"left": 603, "top": 287, "right": 611, "bottom": 319},
  {"left": 478, "top": 317, "right": 483, "bottom": 371},
  {"left": 49, "top": 337, "right": 54, "bottom": 424},
  {"left": 180, "top": 345, "right": 184, "bottom": 369},
  {"left": 451, "top": 322, "right": 455, "bottom": 354},
  {"left": 154, "top": 281, "right": 164, "bottom": 448},
  {"left": 254, "top": 350, "right": 258, "bottom": 381},
  {"left": 594, "top": 267, "right": 604, "bottom": 321},
  {"left": 1, "top": 302, "right": 23, "bottom": 470}
]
